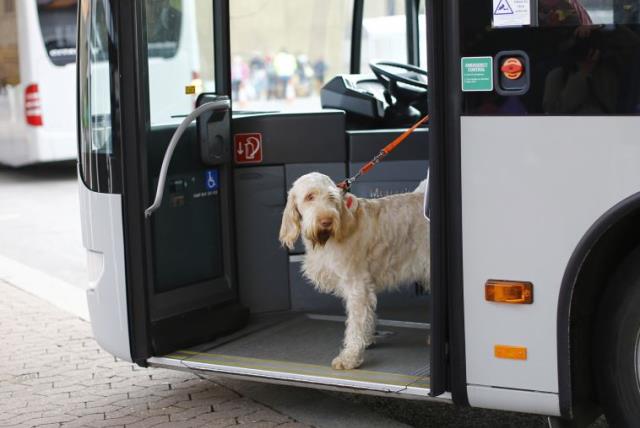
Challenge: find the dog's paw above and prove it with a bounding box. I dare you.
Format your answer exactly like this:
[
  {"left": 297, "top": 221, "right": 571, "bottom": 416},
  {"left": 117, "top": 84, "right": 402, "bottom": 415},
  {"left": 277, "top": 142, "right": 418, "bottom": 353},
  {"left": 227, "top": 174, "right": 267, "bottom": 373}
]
[{"left": 331, "top": 353, "right": 363, "bottom": 370}]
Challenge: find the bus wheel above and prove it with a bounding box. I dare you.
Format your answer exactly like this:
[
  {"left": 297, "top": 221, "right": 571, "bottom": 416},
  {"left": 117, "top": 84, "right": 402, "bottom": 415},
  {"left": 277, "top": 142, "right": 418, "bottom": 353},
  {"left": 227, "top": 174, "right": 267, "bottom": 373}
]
[{"left": 594, "top": 248, "right": 640, "bottom": 427}]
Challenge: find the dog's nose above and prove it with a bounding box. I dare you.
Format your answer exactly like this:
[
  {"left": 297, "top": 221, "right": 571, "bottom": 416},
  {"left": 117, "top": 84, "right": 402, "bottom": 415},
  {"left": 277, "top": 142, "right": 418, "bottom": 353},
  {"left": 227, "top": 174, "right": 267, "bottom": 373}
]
[{"left": 320, "top": 218, "right": 333, "bottom": 228}]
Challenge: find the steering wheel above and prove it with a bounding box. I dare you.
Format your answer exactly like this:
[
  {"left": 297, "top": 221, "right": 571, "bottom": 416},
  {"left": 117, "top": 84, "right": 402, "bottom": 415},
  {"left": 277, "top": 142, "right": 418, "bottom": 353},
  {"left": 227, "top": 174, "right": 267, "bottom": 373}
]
[{"left": 370, "top": 61, "right": 428, "bottom": 126}]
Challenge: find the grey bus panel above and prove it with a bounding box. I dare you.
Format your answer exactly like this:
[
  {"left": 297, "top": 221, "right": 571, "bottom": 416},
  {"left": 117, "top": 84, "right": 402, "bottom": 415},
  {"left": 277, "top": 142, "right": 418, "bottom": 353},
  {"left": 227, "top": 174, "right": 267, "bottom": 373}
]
[
  {"left": 348, "top": 128, "right": 429, "bottom": 161},
  {"left": 347, "top": 128, "right": 429, "bottom": 198},
  {"left": 234, "top": 166, "right": 290, "bottom": 313},
  {"left": 231, "top": 112, "right": 347, "bottom": 314}
]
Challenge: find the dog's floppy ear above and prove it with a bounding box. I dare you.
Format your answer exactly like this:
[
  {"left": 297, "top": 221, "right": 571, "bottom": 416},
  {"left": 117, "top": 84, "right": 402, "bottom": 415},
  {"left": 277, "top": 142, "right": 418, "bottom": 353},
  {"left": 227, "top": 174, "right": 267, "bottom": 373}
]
[{"left": 279, "top": 191, "right": 301, "bottom": 250}]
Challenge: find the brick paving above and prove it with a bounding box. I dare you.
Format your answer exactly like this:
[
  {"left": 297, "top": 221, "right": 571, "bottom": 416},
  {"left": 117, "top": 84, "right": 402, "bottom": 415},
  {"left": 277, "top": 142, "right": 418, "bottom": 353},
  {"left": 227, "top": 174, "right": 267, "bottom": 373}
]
[{"left": 0, "top": 280, "right": 310, "bottom": 428}]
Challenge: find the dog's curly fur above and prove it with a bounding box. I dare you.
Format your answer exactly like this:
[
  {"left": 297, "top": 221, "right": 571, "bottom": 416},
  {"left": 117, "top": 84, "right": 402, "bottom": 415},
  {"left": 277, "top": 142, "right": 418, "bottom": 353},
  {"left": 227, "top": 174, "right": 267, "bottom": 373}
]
[{"left": 279, "top": 172, "right": 430, "bottom": 370}]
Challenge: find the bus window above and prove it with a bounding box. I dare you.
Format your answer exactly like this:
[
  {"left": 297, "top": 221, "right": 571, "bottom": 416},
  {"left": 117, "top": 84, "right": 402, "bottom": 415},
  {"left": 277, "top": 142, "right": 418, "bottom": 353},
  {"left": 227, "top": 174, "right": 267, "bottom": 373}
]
[
  {"left": 229, "top": 0, "right": 353, "bottom": 112},
  {"left": 37, "top": 0, "right": 77, "bottom": 66},
  {"left": 145, "top": 0, "right": 215, "bottom": 125},
  {"left": 0, "top": 0, "right": 19, "bottom": 86},
  {"left": 360, "top": 0, "right": 408, "bottom": 72}
]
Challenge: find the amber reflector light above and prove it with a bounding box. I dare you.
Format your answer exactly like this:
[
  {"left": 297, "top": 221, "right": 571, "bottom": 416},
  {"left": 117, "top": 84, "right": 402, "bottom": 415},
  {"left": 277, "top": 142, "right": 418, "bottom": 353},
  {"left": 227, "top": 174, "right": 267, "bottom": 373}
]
[
  {"left": 495, "top": 345, "right": 528, "bottom": 360},
  {"left": 485, "top": 280, "right": 533, "bottom": 304}
]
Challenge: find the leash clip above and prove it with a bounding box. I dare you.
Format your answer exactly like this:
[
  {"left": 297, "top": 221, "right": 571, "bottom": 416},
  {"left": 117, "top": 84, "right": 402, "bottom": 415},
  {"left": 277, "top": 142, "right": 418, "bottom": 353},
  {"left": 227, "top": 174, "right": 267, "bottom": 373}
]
[{"left": 337, "top": 178, "right": 353, "bottom": 193}]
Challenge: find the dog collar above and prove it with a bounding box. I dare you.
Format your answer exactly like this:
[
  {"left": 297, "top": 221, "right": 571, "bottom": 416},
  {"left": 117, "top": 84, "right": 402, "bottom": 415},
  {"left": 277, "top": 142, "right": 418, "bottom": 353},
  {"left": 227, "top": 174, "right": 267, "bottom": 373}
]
[{"left": 345, "top": 195, "right": 354, "bottom": 209}]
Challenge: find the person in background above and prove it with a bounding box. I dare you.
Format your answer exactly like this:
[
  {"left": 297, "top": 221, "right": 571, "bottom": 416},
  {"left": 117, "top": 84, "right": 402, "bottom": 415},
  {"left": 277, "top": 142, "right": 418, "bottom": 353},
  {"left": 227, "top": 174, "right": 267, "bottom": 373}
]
[
  {"left": 249, "top": 52, "right": 268, "bottom": 100},
  {"left": 295, "top": 53, "right": 314, "bottom": 97},
  {"left": 274, "top": 49, "right": 297, "bottom": 99},
  {"left": 231, "top": 55, "right": 249, "bottom": 101},
  {"left": 265, "top": 55, "right": 278, "bottom": 100},
  {"left": 313, "top": 58, "right": 327, "bottom": 93}
]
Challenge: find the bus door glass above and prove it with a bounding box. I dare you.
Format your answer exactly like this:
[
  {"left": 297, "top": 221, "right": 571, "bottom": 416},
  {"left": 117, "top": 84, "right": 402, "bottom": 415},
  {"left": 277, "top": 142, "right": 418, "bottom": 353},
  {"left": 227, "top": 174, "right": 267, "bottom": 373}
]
[
  {"left": 78, "top": 0, "right": 114, "bottom": 192},
  {"left": 146, "top": 0, "right": 214, "bottom": 125},
  {"left": 440, "top": 0, "right": 640, "bottom": 414}
]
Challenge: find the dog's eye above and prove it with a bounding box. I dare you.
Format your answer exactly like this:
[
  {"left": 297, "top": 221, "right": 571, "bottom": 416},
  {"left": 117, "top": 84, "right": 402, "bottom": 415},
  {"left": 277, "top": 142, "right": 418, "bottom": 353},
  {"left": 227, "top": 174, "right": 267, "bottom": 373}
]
[{"left": 304, "top": 193, "right": 315, "bottom": 202}]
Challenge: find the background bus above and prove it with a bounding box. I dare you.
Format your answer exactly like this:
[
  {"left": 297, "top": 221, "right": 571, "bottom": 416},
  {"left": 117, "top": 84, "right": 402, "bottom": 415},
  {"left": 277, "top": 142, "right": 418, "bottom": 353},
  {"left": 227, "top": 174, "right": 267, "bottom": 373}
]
[
  {"left": 0, "top": 0, "right": 77, "bottom": 167},
  {"left": 0, "top": 0, "right": 199, "bottom": 167}
]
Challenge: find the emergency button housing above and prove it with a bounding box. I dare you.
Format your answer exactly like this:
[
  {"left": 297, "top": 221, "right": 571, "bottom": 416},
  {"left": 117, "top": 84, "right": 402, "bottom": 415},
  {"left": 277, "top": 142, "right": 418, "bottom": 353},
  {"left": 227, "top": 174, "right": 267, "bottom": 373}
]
[{"left": 495, "top": 50, "right": 530, "bottom": 96}]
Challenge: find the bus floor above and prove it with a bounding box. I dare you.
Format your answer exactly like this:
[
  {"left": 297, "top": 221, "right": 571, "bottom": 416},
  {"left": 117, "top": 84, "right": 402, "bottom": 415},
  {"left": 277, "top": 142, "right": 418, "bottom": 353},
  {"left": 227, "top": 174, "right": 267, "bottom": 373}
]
[{"left": 150, "top": 304, "right": 432, "bottom": 398}]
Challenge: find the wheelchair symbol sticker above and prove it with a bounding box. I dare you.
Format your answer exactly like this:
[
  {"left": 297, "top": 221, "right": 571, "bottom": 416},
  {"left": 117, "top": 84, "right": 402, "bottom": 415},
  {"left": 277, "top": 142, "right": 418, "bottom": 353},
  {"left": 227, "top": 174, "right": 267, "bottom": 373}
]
[{"left": 205, "top": 169, "right": 219, "bottom": 191}]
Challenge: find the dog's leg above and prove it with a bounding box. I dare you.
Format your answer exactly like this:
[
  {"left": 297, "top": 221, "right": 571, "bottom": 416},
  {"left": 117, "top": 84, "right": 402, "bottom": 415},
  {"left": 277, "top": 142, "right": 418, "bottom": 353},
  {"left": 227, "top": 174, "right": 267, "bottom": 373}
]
[
  {"left": 364, "top": 289, "right": 377, "bottom": 348},
  {"left": 332, "top": 281, "right": 376, "bottom": 370}
]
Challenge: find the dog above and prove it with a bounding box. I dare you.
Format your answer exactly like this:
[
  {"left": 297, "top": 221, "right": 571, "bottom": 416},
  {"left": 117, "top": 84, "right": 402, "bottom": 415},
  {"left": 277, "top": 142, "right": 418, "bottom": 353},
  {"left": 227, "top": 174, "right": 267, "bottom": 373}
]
[{"left": 279, "top": 173, "right": 430, "bottom": 370}]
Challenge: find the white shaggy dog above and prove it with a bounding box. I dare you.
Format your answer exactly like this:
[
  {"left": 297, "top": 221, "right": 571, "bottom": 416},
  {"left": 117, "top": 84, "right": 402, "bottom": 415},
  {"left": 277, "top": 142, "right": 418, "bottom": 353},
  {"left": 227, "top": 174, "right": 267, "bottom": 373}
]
[{"left": 279, "top": 172, "right": 430, "bottom": 370}]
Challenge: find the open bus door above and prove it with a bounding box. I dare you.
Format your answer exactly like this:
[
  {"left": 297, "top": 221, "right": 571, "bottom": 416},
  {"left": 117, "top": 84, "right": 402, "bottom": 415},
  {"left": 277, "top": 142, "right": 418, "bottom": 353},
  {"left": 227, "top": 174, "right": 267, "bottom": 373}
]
[
  {"left": 78, "top": 0, "right": 446, "bottom": 400},
  {"left": 77, "top": 0, "right": 247, "bottom": 365}
]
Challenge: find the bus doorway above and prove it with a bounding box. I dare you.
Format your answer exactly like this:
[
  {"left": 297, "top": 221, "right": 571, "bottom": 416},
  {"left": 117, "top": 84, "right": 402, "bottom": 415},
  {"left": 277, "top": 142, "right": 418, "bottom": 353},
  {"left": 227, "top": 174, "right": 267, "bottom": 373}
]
[{"left": 78, "top": 0, "right": 439, "bottom": 400}]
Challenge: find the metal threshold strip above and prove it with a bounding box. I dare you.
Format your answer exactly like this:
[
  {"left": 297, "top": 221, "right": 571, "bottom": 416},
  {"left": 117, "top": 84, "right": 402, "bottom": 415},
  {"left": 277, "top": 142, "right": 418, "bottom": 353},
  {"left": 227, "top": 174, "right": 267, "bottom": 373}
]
[{"left": 149, "top": 350, "right": 434, "bottom": 399}]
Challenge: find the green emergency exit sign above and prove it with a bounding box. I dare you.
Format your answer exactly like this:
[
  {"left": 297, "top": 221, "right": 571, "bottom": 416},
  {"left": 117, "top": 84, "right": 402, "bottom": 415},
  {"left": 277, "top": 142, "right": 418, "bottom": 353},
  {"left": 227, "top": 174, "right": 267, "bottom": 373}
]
[{"left": 461, "top": 57, "right": 494, "bottom": 92}]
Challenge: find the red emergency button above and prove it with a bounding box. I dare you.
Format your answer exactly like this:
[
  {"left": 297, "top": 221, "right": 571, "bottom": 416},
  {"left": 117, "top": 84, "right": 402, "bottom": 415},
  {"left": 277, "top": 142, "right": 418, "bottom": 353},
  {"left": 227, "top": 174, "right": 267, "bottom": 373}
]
[{"left": 501, "top": 58, "right": 524, "bottom": 80}]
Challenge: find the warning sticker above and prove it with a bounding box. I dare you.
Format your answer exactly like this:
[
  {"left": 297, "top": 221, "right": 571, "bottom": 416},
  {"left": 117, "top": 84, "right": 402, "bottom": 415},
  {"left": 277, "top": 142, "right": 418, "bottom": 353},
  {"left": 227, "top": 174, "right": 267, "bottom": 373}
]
[
  {"left": 461, "top": 57, "right": 493, "bottom": 92},
  {"left": 234, "top": 133, "right": 263, "bottom": 164},
  {"left": 492, "top": 0, "right": 531, "bottom": 28}
]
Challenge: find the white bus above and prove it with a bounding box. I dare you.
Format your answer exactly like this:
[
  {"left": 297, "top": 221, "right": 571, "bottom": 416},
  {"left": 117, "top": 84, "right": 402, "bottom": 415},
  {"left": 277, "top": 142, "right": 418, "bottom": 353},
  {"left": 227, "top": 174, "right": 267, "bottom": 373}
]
[
  {"left": 0, "top": 0, "right": 199, "bottom": 167},
  {"left": 77, "top": 0, "right": 640, "bottom": 426},
  {"left": 0, "top": 0, "right": 77, "bottom": 167}
]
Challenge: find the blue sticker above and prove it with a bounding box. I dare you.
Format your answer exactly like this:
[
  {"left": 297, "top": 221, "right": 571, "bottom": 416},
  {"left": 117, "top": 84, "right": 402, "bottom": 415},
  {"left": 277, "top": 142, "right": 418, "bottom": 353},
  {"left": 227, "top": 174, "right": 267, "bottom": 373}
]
[{"left": 205, "top": 169, "right": 219, "bottom": 191}]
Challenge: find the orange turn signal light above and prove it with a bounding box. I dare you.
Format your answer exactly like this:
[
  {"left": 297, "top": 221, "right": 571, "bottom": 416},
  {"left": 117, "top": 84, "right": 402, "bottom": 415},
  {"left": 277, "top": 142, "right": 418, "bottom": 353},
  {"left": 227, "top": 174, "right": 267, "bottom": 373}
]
[
  {"left": 495, "top": 345, "right": 528, "bottom": 360},
  {"left": 485, "top": 280, "right": 533, "bottom": 304}
]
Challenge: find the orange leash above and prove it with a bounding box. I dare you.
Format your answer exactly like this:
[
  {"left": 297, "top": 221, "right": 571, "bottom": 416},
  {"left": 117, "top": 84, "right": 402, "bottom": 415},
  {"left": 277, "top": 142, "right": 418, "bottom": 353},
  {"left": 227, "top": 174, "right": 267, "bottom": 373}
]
[{"left": 337, "top": 115, "right": 429, "bottom": 192}]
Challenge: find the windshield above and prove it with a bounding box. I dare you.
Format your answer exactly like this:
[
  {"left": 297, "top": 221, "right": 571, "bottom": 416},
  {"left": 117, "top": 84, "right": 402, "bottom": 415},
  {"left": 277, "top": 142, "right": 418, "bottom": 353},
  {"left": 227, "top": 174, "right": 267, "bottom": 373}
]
[
  {"left": 37, "top": 0, "right": 77, "bottom": 66},
  {"left": 229, "top": 0, "right": 353, "bottom": 113}
]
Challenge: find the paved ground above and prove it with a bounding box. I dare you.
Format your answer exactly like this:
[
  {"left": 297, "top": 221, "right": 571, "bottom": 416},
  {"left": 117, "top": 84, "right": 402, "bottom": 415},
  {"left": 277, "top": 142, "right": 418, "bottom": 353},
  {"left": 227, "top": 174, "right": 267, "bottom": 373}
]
[
  {"left": 0, "top": 278, "right": 555, "bottom": 428},
  {"left": 1, "top": 280, "right": 315, "bottom": 428}
]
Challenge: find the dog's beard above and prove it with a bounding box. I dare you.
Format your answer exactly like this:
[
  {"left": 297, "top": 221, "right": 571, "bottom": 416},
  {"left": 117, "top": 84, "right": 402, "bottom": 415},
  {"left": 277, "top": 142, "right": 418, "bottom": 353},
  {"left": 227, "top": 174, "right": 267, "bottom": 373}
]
[
  {"left": 304, "top": 217, "right": 340, "bottom": 248},
  {"left": 305, "top": 226, "right": 334, "bottom": 247},
  {"left": 315, "top": 229, "right": 332, "bottom": 246}
]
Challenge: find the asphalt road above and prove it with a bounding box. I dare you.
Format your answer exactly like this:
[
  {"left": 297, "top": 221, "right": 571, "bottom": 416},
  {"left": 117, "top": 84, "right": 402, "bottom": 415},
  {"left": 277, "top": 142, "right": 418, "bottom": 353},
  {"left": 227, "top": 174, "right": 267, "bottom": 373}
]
[
  {"left": 0, "top": 162, "right": 609, "bottom": 427},
  {"left": 0, "top": 162, "right": 86, "bottom": 289}
]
